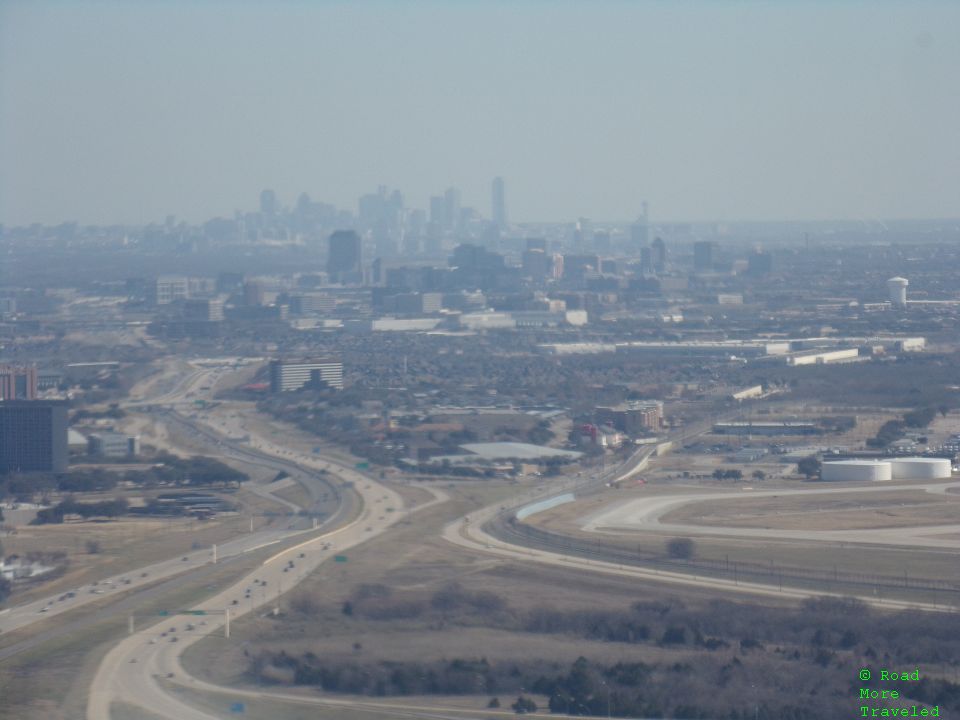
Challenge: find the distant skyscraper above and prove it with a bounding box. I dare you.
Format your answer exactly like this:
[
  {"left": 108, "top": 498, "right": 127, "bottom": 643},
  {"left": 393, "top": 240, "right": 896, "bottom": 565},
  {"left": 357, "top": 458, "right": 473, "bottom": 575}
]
[
  {"left": 640, "top": 247, "right": 653, "bottom": 275},
  {"left": 444, "top": 187, "right": 461, "bottom": 232},
  {"left": 429, "top": 196, "right": 446, "bottom": 227},
  {"left": 0, "top": 400, "right": 68, "bottom": 472},
  {"left": 243, "top": 281, "right": 264, "bottom": 307},
  {"left": 693, "top": 241, "right": 714, "bottom": 272},
  {"left": 492, "top": 177, "right": 507, "bottom": 228},
  {"left": 260, "top": 189, "right": 278, "bottom": 216},
  {"left": 629, "top": 220, "right": 648, "bottom": 254},
  {"left": 747, "top": 250, "right": 773, "bottom": 276},
  {"left": 0, "top": 365, "right": 38, "bottom": 400},
  {"left": 571, "top": 217, "right": 592, "bottom": 249},
  {"left": 652, "top": 237, "right": 667, "bottom": 273},
  {"left": 327, "top": 230, "right": 362, "bottom": 283},
  {"left": 593, "top": 231, "right": 611, "bottom": 253},
  {"left": 562, "top": 254, "right": 601, "bottom": 284},
  {"left": 522, "top": 249, "right": 552, "bottom": 281}
]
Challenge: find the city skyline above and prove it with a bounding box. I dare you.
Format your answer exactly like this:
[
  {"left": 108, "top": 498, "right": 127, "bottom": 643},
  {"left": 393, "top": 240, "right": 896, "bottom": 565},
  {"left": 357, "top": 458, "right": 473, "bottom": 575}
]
[
  {"left": 3, "top": 1, "right": 960, "bottom": 226},
  {"left": 4, "top": 5, "right": 960, "bottom": 720}
]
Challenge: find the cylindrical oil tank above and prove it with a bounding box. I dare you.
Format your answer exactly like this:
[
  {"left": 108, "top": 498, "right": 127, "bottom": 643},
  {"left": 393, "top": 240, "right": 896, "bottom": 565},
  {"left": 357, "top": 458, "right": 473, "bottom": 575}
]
[
  {"left": 889, "top": 457, "right": 952, "bottom": 479},
  {"left": 820, "top": 460, "right": 892, "bottom": 482}
]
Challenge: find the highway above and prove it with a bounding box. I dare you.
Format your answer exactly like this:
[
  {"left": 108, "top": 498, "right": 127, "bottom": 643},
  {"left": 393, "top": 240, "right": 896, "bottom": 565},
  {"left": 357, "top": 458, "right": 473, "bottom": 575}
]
[
  {"left": 87, "top": 451, "right": 418, "bottom": 719},
  {"left": 80, "top": 358, "right": 437, "bottom": 718},
  {"left": 63, "top": 357, "right": 956, "bottom": 717},
  {"left": 0, "top": 408, "right": 346, "bottom": 639}
]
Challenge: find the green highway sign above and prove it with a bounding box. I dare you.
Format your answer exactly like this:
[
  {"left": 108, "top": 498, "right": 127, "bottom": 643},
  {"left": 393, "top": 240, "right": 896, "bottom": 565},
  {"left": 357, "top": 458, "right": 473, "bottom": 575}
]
[
  {"left": 354, "top": 462, "right": 369, "bottom": 470},
  {"left": 334, "top": 555, "right": 348, "bottom": 563}
]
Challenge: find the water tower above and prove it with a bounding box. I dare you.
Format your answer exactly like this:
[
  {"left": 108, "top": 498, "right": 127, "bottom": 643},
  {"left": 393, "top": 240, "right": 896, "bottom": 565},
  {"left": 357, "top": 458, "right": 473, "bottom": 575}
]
[{"left": 887, "top": 277, "right": 908, "bottom": 307}]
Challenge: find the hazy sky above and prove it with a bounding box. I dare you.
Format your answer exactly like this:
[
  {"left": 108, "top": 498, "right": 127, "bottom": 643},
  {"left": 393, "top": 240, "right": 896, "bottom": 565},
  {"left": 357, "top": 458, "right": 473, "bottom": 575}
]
[{"left": 2, "top": 1, "right": 959, "bottom": 226}]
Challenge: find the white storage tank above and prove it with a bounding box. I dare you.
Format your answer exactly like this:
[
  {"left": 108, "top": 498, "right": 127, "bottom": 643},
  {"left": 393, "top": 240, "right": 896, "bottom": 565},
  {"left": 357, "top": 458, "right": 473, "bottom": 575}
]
[
  {"left": 821, "top": 459, "right": 892, "bottom": 482},
  {"left": 887, "top": 277, "right": 908, "bottom": 307},
  {"left": 890, "top": 457, "right": 952, "bottom": 480}
]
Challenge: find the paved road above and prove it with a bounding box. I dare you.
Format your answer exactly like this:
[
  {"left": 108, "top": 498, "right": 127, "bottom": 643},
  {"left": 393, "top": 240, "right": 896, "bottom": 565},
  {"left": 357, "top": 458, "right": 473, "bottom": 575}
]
[
  {"left": 443, "top": 485, "right": 957, "bottom": 614},
  {"left": 82, "top": 357, "right": 444, "bottom": 718},
  {"left": 75, "top": 360, "right": 754, "bottom": 718},
  {"left": 1, "top": 360, "right": 345, "bottom": 641},
  {"left": 0, "top": 415, "right": 347, "bottom": 640},
  {"left": 87, "top": 466, "right": 426, "bottom": 719}
]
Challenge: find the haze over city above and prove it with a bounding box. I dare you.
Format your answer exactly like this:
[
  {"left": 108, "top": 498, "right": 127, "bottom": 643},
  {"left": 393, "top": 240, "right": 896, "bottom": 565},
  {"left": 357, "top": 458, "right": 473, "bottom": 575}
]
[
  {"left": 3, "top": 0, "right": 960, "bottom": 226},
  {"left": 4, "top": 3, "right": 960, "bottom": 720}
]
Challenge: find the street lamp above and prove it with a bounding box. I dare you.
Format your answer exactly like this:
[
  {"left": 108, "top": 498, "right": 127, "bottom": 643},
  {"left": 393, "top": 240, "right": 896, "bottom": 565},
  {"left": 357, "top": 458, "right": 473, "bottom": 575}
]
[{"left": 599, "top": 679, "right": 611, "bottom": 718}]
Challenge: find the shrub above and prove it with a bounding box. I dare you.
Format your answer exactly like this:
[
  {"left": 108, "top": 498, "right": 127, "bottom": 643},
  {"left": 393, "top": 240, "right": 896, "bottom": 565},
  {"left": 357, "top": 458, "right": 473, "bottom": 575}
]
[
  {"left": 511, "top": 696, "right": 537, "bottom": 714},
  {"left": 666, "top": 537, "right": 695, "bottom": 560}
]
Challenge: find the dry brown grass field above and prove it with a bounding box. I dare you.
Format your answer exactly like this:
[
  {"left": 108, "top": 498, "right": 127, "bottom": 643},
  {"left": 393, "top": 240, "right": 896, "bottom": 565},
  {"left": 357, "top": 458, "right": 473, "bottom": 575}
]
[
  {"left": 181, "top": 479, "right": 799, "bottom": 694},
  {"left": 661, "top": 489, "right": 960, "bottom": 530}
]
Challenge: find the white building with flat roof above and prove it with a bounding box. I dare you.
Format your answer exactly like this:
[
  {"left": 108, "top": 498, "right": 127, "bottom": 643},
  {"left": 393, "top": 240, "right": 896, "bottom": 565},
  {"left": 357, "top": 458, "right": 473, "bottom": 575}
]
[{"left": 269, "top": 359, "right": 343, "bottom": 392}]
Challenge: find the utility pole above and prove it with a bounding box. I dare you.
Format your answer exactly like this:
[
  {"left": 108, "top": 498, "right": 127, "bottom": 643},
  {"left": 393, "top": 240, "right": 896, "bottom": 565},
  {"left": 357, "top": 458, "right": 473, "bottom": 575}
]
[
  {"left": 224, "top": 608, "right": 230, "bottom": 638},
  {"left": 128, "top": 615, "right": 135, "bottom": 635},
  {"left": 212, "top": 544, "right": 217, "bottom": 564}
]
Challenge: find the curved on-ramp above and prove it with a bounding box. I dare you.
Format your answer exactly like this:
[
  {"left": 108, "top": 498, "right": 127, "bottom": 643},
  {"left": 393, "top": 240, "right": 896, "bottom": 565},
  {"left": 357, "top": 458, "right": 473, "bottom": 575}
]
[{"left": 442, "top": 480, "right": 960, "bottom": 615}]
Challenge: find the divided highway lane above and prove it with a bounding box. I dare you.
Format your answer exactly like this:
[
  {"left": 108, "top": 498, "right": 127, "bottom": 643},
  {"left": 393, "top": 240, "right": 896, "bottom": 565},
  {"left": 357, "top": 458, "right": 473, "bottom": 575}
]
[
  {"left": 87, "top": 473, "right": 419, "bottom": 720},
  {"left": 159, "top": 409, "right": 347, "bottom": 522},
  {"left": 0, "top": 412, "right": 346, "bottom": 639},
  {"left": 0, "top": 516, "right": 306, "bottom": 637}
]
